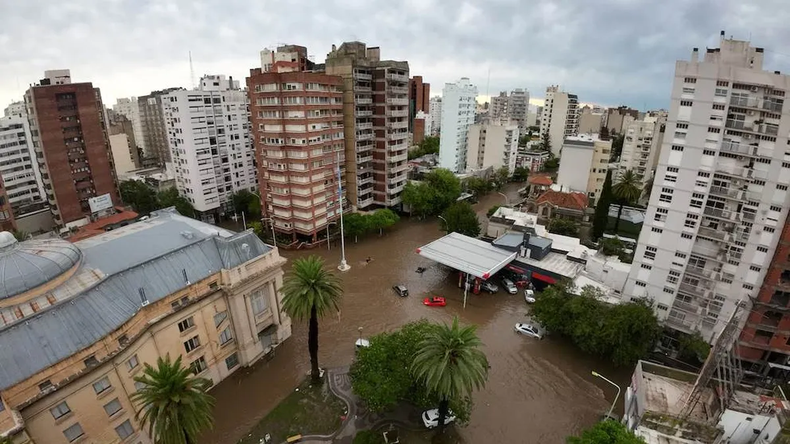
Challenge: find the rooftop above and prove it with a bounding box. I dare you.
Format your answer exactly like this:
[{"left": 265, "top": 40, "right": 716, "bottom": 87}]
[
  {"left": 67, "top": 208, "right": 139, "bottom": 242},
  {"left": 417, "top": 232, "right": 517, "bottom": 279},
  {"left": 514, "top": 251, "right": 584, "bottom": 280},
  {"left": 528, "top": 175, "right": 553, "bottom": 186},
  {"left": 536, "top": 190, "right": 588, "bottom": 211}
]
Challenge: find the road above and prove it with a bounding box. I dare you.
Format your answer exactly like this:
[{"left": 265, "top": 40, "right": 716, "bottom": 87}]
[{"left": 201, "top": 185, "right": 630, "bottom": 444}]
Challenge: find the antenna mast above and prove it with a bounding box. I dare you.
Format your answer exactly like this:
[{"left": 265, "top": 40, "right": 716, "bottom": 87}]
[{"left": 189, "top": 51, "right": 196, "bottom": 89}]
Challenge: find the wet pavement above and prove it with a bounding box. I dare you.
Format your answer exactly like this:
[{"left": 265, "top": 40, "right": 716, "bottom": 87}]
[{"left": 202, "top": 185, "right": 630, "bottom": 444}]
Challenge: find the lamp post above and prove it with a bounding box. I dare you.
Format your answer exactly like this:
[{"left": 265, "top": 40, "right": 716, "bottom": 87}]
[
  {"left": 336, "top": 151, "right": 350, "bottom": 272},
  {"left": 497, "top": 192, "right": 510, "bottom": 207},
  {"left": 592, "top": 371, "right": 621, "bottom": 420},
  {"left": 437, "top": 215, "right": 449, "bottom": 235}
]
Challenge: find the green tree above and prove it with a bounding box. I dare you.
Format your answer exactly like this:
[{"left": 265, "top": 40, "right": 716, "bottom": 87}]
[
  {"left": 592, "top": 170, "right": 614, "bottom": 240},
  {"left": 408, "top": 136, "right": 440, "bottom": 159},
  {"left": 465, "top": 177, "right": 491, "bottom": 197},
  {"left": 441, "top": 202, "right": 481, "bottom": 237},
  {"left": 120, "top": 180, "right": 159, "bottom": 215},
  {"left": 157, "top": 188, "right": 196, "bottom": 218},
  {"left": 402, "top": 181, "right": 436, "bottom": 219},
  {"left": 369, "top": 209, "right": 399, "bottom": 236},
  {"left": 543, "top": 158, "right": 559, "bottom": 172},
  {"left": 492, "top": 166, "right": 510, "bottom": 190},
  {"left": 612, "top": 170, "right": 642, "bottom": 233},
  {"left": 131, "top": 355, "right": 214, "bottom": 444},
  {"left": 599, "top": 237, "right": 624, "bottom": 256},
  {"left": 281, "top": 256, "right": 343, "bottom": 383},
  {"left": 425, "top": 168, "right": 462, "bottom": 212},
  {"left": 641, "top": 175, "right": 654, "bottom": 203},
  {"left": 343, "top": 213, "right": 369, "bottom": 243},
  {"left": 512, "top": 166, "right": 529, "bottom": 182},
  {"left": 547, "top": 218, "right": 579, "bottom": 237},
  {"left": 230, "top": 190, "right": 261, "bottom": 220},
  {"left": 599, "top": 126, "right": 610, "bottom": 141},
  {"left": 540, "top": 132, "right": 551, "bottom": 153},
  {"left": 518, "top": 134, "right": 530, "bottom": 147},
  {"left": 677, "top": 331, "right": 711, "bottom": 364},
  {"left": 604, "top": 298, "right": 662, "bottom": 366},
  {"left": 567, "top": 419, "right": 646, "bottom": 444},
  {"left": 486, "top": 205, "right": 501, "bottom": 218},
  {"left": 611, "top": 134, "right": 625, "bottom": 160},
  {"left": 411, "top": 317, "right": 489, "bottom": 434},
  {"left": 353, "top": 430, "right": 385, "bottom": 444}
]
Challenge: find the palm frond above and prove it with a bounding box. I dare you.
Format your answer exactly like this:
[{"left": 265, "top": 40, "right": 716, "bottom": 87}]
[{"left": 281, "top": 255, "right": 343, "bottom": 320}]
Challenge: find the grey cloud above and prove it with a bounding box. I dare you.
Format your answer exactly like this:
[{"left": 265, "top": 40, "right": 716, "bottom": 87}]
[{"left": 2, "top": 0, "right": 790, "bottom": 110}]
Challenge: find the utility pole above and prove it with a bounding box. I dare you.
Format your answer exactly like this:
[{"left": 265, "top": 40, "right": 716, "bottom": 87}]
[{"left": 337, "top": 150, "right": 350, "bottom": 271}]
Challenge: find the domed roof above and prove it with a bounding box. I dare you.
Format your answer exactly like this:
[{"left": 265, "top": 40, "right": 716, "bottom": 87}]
[{"left": 0, "top": 233, "right": 82, "bottom": 300}]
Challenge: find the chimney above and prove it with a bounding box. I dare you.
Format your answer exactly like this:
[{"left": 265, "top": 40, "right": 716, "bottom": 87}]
[{"left": 691, "top": 47, "right": 699, "bottom": 63}]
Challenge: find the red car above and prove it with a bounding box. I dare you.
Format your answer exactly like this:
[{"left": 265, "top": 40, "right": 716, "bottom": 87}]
[{"left": 423, "top": 296, "right": 446, "bottom": 307}]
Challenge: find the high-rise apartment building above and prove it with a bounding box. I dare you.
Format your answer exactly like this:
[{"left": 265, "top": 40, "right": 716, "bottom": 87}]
[
  {"left": 556, "top": 134, "right": 611, "bottom": 203},
  {"left": 3, "top": 101, "right": 26, "bottom": 118},
  {"left": 578, "top": 106, "right": 605, "bottom": 134},
  {"left": 409, "top": 75, "right": 430, "bottom": 131},
  {"left": 429, "top": 96, "right": 442, "bottom": 136},
  {"left": 490, "top": 91, "right": 508, "bottom": 122},
  {"left": 618, "top": 111, "right": 667, "bottom": 190},
  {"left": 24, "top": 70, "right": 119, "bottom": 228},
  {"left": 112, "top": 97, "right": 145, "bottom": 155},
  {"left": 139, "top": 88, "right": 183, "bottom": 166},
  {"left": 249, "top": 45, "right": 345, "bottom": 241},
  {"left": 466, "top": 124, "right": 519, "bottom": 173},
  {"left": 623, "top": 35, "right": 790, "bottom": 341},
  {"left": 605, "top": 105, "right": 640, "bottom": 135},
  {"left": 540, "top": 85, "right": 579, "bottom": 156},
  {"left": 438, "top": 78, "right": 477, "bottom": 172},
  {"left": 107, "top": 114, "right": 141, "bottom": 176},
  {"left": 326, "top": 41, "right": 410, "bottom": 210},
  {"left": 508, "top": 88, "right": 530, "bottom": 129},
  {"left": 0, "top": 112, "right": 46, "bottom": 216},
  {"left": 162, "top": 75, "right": 255, "bottom": 223}
]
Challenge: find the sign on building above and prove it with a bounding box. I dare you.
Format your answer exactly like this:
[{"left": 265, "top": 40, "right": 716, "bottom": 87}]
[{"left": 88, "top": 193, "right": 113, "bottom": 213}]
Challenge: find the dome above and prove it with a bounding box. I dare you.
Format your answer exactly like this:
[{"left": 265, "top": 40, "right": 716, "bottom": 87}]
[{"left": 0, "top": 233, "right": 82, "bottom": 300}]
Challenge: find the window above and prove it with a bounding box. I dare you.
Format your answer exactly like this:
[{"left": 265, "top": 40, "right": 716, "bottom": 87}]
[
  {"left": 214, "top": 311, "right": 228, "bottom": 328},
  {"left": 178, "top": 316, "right": 195, "bottom": 333},
  {"left": 766, "top": 227, "right": 776, "bottom": 233},
  {"left": 667, "top": 167, "right": 679, "bottom": 173},
  {"left": 681, "top": 233, "right": 693, "bottom": 239},
  {"left": 684, "top": 214, "right": 698, "bottom": 228},
  {"left": 645, "top": 246, "right": 657, "bottom": 261},
  {"left": 103, "top": 398, "right": 122, "bottom": 416},
  {"left": 715, "top": 88, "right": 728, "bottom": 97},
  {"left": 698, "top": 171, "right": 710, "bottom": 178},
  {"left": 676, "top": 251, "right": 687, "bottom": 259},
  {"left": 63, "top": 423, "right": 84, "bottom": 442},
  {"left": 684, "top": 77, "right": 697, "bottom": 84},
  {"left": 659, "top": 188, "right": 673, "bottom": 203},
  {"left": 663, "top": 287, "right": 674, "bottom": 294},
  {"left": 712, "top": 104, "right": 725, "bottom": 110},
  {"left": 703, "top": 149, "right": 716, "bottom": 156},
  {"left": 250, "top": 289, "right": 269, "bottom": 315},
  {"left": 92, "top": 376, "right": 111, "bottom": 394},
  {"left": 680, "top": 100, "right": 693, "bottom": 106},
  {"left": 651, "top": 227, "right": 663, "bottom": 233},
  {"left": 779, "top": 185, "right": 788, "bottom": 191},
  {"left": 127, "top": 355, "right": 139, "bottom": 371},
  {"left": 671, "top": 145, "right": 684, "bottom": 151},
  {"left": 750, "top": 265, "right": 762, "bottom": 272},
  {"left": 115, "top": 420, "right": 134, "bottom": 440},
  {"left": 717, "top": 80, "right": 729, "bottom": 87},
  {"left": 226, "top": 352, "right": 240, "bottom": 370},
  {"left": 655, "top": 208, "right": 668, "bottom": 222},
  {"left": 708, "top": 127, "right": 721, "bottom": 133},
  {"left": 219, "top": 326, "right": 233, "bottom": 345},
  {"left": 694, "top": 180, "right": 707, "bottom": 188},
  {"left": 641, "top": 264, "right": 652, "bottom": 270},
  {"left": 757, "top": 246, "right": 769, "bottom": 253},
  {"left": 676, "top": 123, "right": 689, "bottom": 129},
  {"left": 690, "top": 193, "right": 705, "bottom": 208},
  {"left": 134, "top": 381, "right": 146, "bottom": 392},
  {"left": 635, "top": 281, "right": 647, "bottom": 287},
  {"left": 190, "top": 356, "right": 208, "bottom": 375},
  {"left": 184, "top": 335, "right": 201, "bottom": 353},
  {"left": 682, "top": 87, "right": 695, "bottom": 94},
  {"left": 771, "top": 205, "right": 782, "bottom": 212},
  {"left": 657, "top": 304, "right": 669, "bottom": 311},
  {"left": 50, "top": 401, "right": 71, "bottom": 419},
  {"left": 744, "top": 284, "right": 755, "bottom": 291}
]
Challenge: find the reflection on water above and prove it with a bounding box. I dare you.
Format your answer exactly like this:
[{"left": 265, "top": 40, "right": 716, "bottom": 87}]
[{"left": 201, "top": 185, "right": 630, "bottom": 444}]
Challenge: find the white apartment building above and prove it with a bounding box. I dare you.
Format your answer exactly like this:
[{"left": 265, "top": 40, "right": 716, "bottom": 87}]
[
  {"left": 618, "top": 111, "right": 667, "bottom": 189},
  {"left": 438, "top": 78, "right": 477, "bottom": 172},
  {"left": 578, "top": 106, "right": 605, "bottom": 134},
  {"left": 466, "top": 124, "right": 520, "bottom": 173},
  {"left": 3, "top": 101, "right": 26, "bottom": 118},
  {"left": 415, "top": 110, "right": 432, "bottom": 138},
  {"left": 429, "top": 96, "right": 442, "bottom": 135},
  {"left": 490, "top": 91, "right": 508, "bottom": 122},
  {"left": 540, "top": 85, "right": 579, "bottom": 156},
  {"left": 113, "top": 97, "right": 145, "bottom": 154},
  {"left": 556, "top": 134, "right": 611, "bottom": 203},
  {"left": 162, "top": 75, "right": 256, "bottom": 223},
  {"left": 623, "top": 35, "right": 790, "bottom": 341},
  {"left": 0, "top": 112, "right": 46, "bottom": 216},
  {"left": 508, "top": 88, "right": 530, "bottom": 129}
]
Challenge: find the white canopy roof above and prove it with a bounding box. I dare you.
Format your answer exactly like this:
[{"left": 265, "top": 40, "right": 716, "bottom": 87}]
[{"left": 417, "top": 232, "right": 517, "bottom": 279}]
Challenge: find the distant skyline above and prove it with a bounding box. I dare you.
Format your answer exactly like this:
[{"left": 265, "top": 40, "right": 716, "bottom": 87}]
[{"left": 3, "top": 0, "right": 790, "bottom": 111}]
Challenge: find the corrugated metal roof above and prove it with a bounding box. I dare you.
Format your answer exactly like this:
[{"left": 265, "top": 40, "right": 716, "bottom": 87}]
[
  {"left": 417, "top": 232, "right": 516, "bottom": 279},
  {"left": 0, "top": 237, "right": 82, "bottom": 300},
  {"left": 0, "top": 212, "right": 271, "bottom": 391}
]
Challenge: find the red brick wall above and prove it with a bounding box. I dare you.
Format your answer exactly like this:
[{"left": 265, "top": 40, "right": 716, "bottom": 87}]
[{"left": 414, "top": 118, "right": 425, "bottom": 144}]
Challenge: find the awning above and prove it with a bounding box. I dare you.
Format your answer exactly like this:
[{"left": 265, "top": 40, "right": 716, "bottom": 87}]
[
  {"left": 417, "top": 232, "right": 517, "bottom": 279},
  {"left": 532, "top": 272, "right": 556, "bottom": 284}
]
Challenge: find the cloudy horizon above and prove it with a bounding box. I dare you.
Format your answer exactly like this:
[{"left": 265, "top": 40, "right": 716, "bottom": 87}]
[{"left": 3, "top": 0, "right": 790, "bottom": 111}]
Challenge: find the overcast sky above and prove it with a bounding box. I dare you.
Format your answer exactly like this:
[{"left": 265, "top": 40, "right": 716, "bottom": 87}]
[{"left": 3, "top": 0, "right": 790, "bottom": 111}]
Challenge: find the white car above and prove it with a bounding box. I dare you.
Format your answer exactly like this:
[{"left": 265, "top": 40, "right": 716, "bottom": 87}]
[
  {"left": 514, "top": 323, "right": 543, "bottom": 339},
  {"left": 422, "top": 408, "right": 456, "bottom": 429},
  {"left": 525, "top": 289, "right": 536, "bottom": 304},
  {"left": 502, "top": 278, "right": 518, "bottom": 294}
]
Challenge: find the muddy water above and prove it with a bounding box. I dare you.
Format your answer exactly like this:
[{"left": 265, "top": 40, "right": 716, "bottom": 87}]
[{"left": 202, "top": 185, "right": 630, "bottom": 444}]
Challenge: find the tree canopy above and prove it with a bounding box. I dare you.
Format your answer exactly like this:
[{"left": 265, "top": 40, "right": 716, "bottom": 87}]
[
  {"left": 157, "top": 187, "right": 196, "bottom": 218},
  {"left": 540, "top": 132, "right": 551, "bottom": 152},
  {"left": 532, "top": 284, "right": 661, "bottom": 366},
  {"left": 402, "top": 168, "right": 462, "bottom": 218},
  {"left": 611, "top": 134, "right": 625, "bottom": 160},
  {"left": 230, "top": 190, "right": 261, "bottom": 220},
  {"left": 408, "top": 136, "right": 440, "bottom": 160},
  {"left": 592, "top": 170, "right": 614, "bottom": 240},
  {"left": 120, "top": 180, "right": 197, "bottom": 218},
  {"left": 441, "top": 202, "right": 481, "bottom": 237},
  {"left": 492, "top": 167, "right": 510, "bottom": 190},
  {"left": 512, "top": 166, "right": 530, "bottom": 183},
  {"left": 547, "top": 218, "right": 579, "bottom": 237},
  {"left": 567, "top": 420, "right": 646, "bottom": 444},
  {"left": 465, "top": 176, "right": 492, "bottom": 197},
  {"left": 341, "top": 209, "right": 400, "bottom": 242},
  {"left": 612, "top": 170, "right": 642, "bottom": 232}
]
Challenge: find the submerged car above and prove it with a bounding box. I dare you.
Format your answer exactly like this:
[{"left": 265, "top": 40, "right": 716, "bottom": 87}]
[
  {"left": 422, "top": 409, "right": 456, "bottom": 429},
  {"left": 525, "top": 289, "right": 536, "bottom": 304},
  {"left": 480, "top": 281, "right": 499, "bottom": 293},
  {"left": 514, "top": 323, "right": 543, "bottom": 339},
  {"left": 392, "top": 284, "right": 409, "bottom": 297},
  {"left": 502, "top": 278, "right": 518, "bottom": 294},
  {"left": 423, "top": 296, "right": 447, "bottom": 307}
]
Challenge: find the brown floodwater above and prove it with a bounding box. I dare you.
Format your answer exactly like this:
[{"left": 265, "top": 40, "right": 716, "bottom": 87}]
[{"left": 201, "top": 185, "right": 631, "bottom": 444}]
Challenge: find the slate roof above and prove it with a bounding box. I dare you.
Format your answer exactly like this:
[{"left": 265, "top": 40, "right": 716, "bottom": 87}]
[{"left": 0, "top": 209, "right": 272, "bottom": 391}]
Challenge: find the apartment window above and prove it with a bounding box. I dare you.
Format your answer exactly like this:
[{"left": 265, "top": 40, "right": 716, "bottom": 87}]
[
  {"left": 680, "top": 100, "right": 693, "bottom": 106},
  {"left": 127, "top": 355, "right": 139, "bottom": 371},
  {"left": 636, "top": 281, "right": 647, "bottom": 287},
  {"left": 766, "top": 227, "right": 776, "bottom": 233},
  {"left": 676, "top": 252, "right": 687, "bottom": 259},
  {"left": 84, "top": 355, "right": 99, "bottom": 368},
  {"left": 681, "top": 233, "right": 693, "bottom": 239},
  {"left": 134, "top": 381, "right": 146, "bottom": 392},
  {"left": 657, "top": 303, "right": 669, "bottom": 311},
  {"left": 184, "top": 335, "right": 201, "bottom": 353},
  {"left": 674, "top": 131, "right": 687, "bottom": 139},
  {"left": 717, "top": 80, "right": 729, "bottom": 87},
  {"left": 715, "top": 88, "right": 728, "bottom": 97},
  {"left": 39, "top": 380, "right": 53, "bottom": 392},
  {"left": 698, "top": 172, "right": 710, "bottom": 178},
  {"left": 671, "top": 145, "right": 684, "bottom": 152},
  {"left": 684, "top": 215, "right": 698, "bottom": 228},
  {"left": 663, "top": 287, "right": 675, "bottom": 294},
  {"left": 703, "top": 149, "right": 716, "bottom": 156},
  {"left": 177, "top": 316, "right": 195, "bottom": 333},
  {"left": 219, "top": 326, "right": 233, "bottom": 345},
  {"left": 694, "top": 180, "right": 708, "bottom": 188},
  {"left": 771, "top": 205, "right": 782, "bottom": 212},
  {"left": 712, "top": 104, "right": 725, "bottom": 110},
  {"left": 659, "top": 188, "right": 673, "bottom": 203},
  {"left": 645, "top": 246, "right": 657, "bottom": 261},
  {"left": 779, "top": 185, "right": 789, "bottom": 191},
  {"left": 750, "top": 265, "right": 762, "bottom": 272},
  {"left": 690, "top": 193, "right": 705, "bottom": 208},
  {"left": 190, "top": 356, "right": 208, "bottom": 375},
  {"left": 50, "top": 401, "right": 71, "bottom": 420},
  {"left": 783, "top": 162, "right": 790, "bottom": 169},
  {"left": 757, "top": 246, "right": 769, "bottom": 253},
  {"left": 250, "top": 289, "right": 269, "bottom": 316},
  {"left": 214, "top": 311, "right": 228, "bottom": 328},
  {"left": 665, "top": 174, "right": 677, "bottom": 183},
  {"left": 103, "top": 398, "right": 123, "bottom": 416},
  {"left": 754, "top": 180, "right": 766, "bottom": 186},
  {"left": 667, "top": 167, "right": 679, "bottom": 173},
  {"left": 655, "top": 208, "right": 669, "bottom": 222},
  {"left": 63, "top": 423, "right": 85, "bottom": 442},
  {"left": 92, "top": 376, "right": 111, "bottom": 394},
  {"left": 684, "top": 77, "right": 697, "bottom": 84},
  {"left": 682, "top": 87, "right": 696, "bottom": 94},
  {"left": 676, "top": 123, "right": 689, "bottom": 129},
  {"left": 744, "top": 284, "right": 755, "bottom": 291},
  {"left": 115, "top": 420, "right": 135, "bottom": 440},
  {"left": 226, "top": 352, "right": 240, "bottom": 370},
  {"left": 708, "top": 127, "right": 721, "bottom": 133},
  {"left": 641, "top": 264, "right": 652, "bottom": 270},
  {"left": 668, "top": 270, "right": 681, "bottom": 284}
]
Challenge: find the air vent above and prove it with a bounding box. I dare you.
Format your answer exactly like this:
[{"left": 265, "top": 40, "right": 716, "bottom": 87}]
[
  {"left": 139, "top": 288, "right": 149, "bottom": 306},
  {"left": 182, "top": 268, "right": 190, "bottom": 285}
]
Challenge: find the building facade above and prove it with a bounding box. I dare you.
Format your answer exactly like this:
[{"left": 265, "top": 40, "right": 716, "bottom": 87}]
[
  {"left": 162, "top": 75, "right": 256, "bottom": 223},
  {"left": 578, "top": 106, "right": 604, "bottom": 134},
  {"left": 508, "top": 89, "right": 530, "bottom": 129},
  {"left": 112, "top": 98, "right": 145, "bottom": 155},
  {"left": 623, "top": 35, "right": 790, "bottom": 342},
  {"left": 540, "top": 85, "right": 579, "bottom": 156},
  {"left": 490, "top": 91, "right": 508, "bottom": 123},
  {"left": 409, "top": 75, "right": 430, "bottom": 131},
  {"left": 0, "top": 113, "right": 46, "bottom": 217},
  {"left": 556, "top": 134, "right": 611, "bottom": 203},
  {"left": 605, "top": 105, "right": 640, "bottom": 135},
  {"left": 0, "top": 210, "right": 291, "bottom": 444},
  {"left": 438, "top": 78, "right": 477, "bottom": 172},
  {"left": 618, "top": 111, "right": 667, "bottom": 190},
  {"left": 326, "top": 41, "right": 410, "bottom": 209},
  {"left": 429, "top": 96, "right": 442, "bottom": 136},
  {"left": 466, "top": 123, "right": 519, "bottom": 173},
  {"left": 3, "top": 102, "right": 26, "bottom": 118},
  {"left": 24, "top": 70, "right": 120, "bottom": 229},
  {"left": 108, "top": 114, "right": 141, "bottom": 177},
  {"left": 139, "top": 88, "right": 183, "bottom": 166},
  {"left": 248, "top": 45, "right": 346, "bottom": 241}
]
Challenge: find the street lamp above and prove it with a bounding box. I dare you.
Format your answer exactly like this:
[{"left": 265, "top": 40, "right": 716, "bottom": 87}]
[
  {"left": 335, "top": 151, "right": 350, "bottom": 272},
  {"left": 497, "top": 192, "right": 510, "bottom": 207},
  {"left": 437, "top": 215, "right": 449, "bottom": 234},
  {"left": 592, "top": 371, "right": 621, "bottom": 420}
]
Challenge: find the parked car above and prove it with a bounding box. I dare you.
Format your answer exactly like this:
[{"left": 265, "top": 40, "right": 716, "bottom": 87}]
[
  {"left": 514, "top": 323, "right": 543, "bottom": 339},
  {"left": 502, "top": 278, "right": 518, "bottom": 294},
  {"left": 422, "top": 408, "right": 456, "bottom": 429},
  {"left": 423, "top": 296, "right": 447, "bottom": 307},
  {"left": 480, "top": 281, "right": 499, "bottom": 293},
  {"left": 525, "top": 289, "right": 536, "bottom": 304},
  {"left": 392, "top": 284, "right": 409, "bottom": 297}
]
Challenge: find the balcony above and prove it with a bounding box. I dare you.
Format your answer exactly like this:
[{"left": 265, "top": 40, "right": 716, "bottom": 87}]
[
  {"left": 388, "top": 184, "right": 406, "bottom": 195},
  {"left": 729, "top": 96, "right": 784, "bottom": 113},
  {"left": 389, "top": 153, "right": 408, "bottom": 163},
  {"left": 703, "top": 206, "right": 737, "bottom": 221},
  {"left": 388, "top": 132, "right": 408, "bottom": 141},
  {"left": 672, "top": 298, "right": 700, "bottom": 314},
  {"left": 357, "top": 122, "right": 373, "bottom": 130},
  {"left": 721, "top": 140, "right": 769, "bottom": 158},
  {"left": 357, "top": 175, "right": 374, "bottom": 186},
  {"left": 356, "top": 98, "right": 373, "bottom": 105},
  {"left": 356, "top": 155, "right": 373, "bottom": 164},
  {"left": 389, "top": 163, "right": 410, "bottom": 174},
  {"left": 387, "top": 98, "right": 409, "bottom": 106},
  {"left": 356, "top": 132, "right": 374, "bottom": 141},
  {"left": 725, "top": 119, "right": 779, "bottom": 136},
  {"left": 387, "top": 86, "right": 408, "bottom": 94},
  {"left": 357, "top": 196, "right": 374, "bottom": 208},
  {"left": 387, "top": 120, "right": 408, "bottom": 130},
  {"left": 386, "top": 73, "right": 409, "bottom": 83},
  {"left": 691, "top": 243, "right": 723, "bottom": 260},
  {"left": 388, "top": 142, "right": 408, "bottom": 152},
  {"left": 353, "top": 72, "right": 372, "bottom": 81},
  {"left": 665, "top": 312, "right": 696, "bottom": 332},
  {"left": 355, "top": 110, "right": 373, "bottom": 118},
  {"left": 386, "top": 109, "right": 409, "bottom": 118},
  {"left": 356, "top": 143, "right": 374, "bottom": 153},
  {"left": 697, "top": 226, "right": 727, "bottom": 241}
]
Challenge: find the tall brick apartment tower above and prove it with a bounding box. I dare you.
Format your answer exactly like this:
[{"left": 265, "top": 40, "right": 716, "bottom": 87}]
[
  {"left": 248, "top": 45, "right": 346, "bottom": 242},
  {"left": 409, "top": 75, "right": 430, "bottom": 131},
  {"left": 25, "top": 70, "right": 119, "bottom": 228}
]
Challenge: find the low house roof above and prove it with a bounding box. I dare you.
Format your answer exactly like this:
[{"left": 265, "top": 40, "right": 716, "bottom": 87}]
[
  {"left": 536, "top": 190, "right": 588, "bottom": 211},
  {"left": 528, "top": 175, "right": 553, "bottom": 186}
]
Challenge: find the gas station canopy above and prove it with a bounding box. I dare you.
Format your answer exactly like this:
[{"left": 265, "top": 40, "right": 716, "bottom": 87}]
[{"left": 416, "top": 232, "right": 517, "bottom": 279}]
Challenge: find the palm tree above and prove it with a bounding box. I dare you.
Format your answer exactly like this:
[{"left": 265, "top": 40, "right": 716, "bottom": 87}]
[
  {"left": 641, "top": 175, "right": 655, "bottom": 203},
  {"left": 282, "top": 255, "right": 343, "bottom": 383},
  {"left": 612, "top": 169, "right": 642, "bottom": 233},
  {"left": 411, "top": 317, "right": 489, "bottom": 434},
  {"left": 131, "top": 355, "right": 214, "bottom": 444}
]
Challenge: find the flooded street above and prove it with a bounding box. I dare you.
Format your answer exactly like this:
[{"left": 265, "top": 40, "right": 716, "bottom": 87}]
[{"left": 202, "top": 185, "right": 631, "bottom": 444}]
